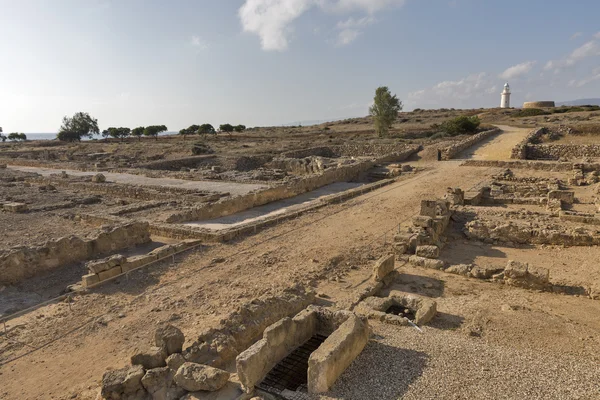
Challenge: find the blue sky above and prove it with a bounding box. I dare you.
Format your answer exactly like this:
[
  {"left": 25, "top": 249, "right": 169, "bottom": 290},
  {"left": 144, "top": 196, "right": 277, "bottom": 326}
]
[{"left": 1, "top": 0, "right": 599, "bottom": 132}]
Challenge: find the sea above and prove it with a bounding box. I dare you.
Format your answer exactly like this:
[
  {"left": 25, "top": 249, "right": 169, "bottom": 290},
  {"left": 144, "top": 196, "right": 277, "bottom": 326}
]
[{"left": 19, "top": 132, "right": 179, "bottom": 141}]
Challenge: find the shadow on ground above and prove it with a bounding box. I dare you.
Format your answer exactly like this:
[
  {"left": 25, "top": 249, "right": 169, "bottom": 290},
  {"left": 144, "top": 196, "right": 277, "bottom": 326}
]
[{"left": 327, "top": 341, "right": 428, "bottom": 400}]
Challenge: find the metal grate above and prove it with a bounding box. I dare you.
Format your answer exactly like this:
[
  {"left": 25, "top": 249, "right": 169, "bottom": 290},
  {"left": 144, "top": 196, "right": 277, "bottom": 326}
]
[
  {"left": 386, "top": 304, "right": 416, "bottom": 321},
  {"left": 257, "top": 334, "right": 328, "bottom": 399}
]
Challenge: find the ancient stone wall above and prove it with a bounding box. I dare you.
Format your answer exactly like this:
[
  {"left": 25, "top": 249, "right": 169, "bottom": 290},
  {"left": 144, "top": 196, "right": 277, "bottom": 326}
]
[
  {"left": 462, "top": 159, "right": 575, "bottom": 171},
  {"left": 282, "top": 143, "right": 418, "bottom": 159},
  {"left": 136, "top": 155, "right": 217, "bottom": 170},
  {"left": 0, "top": 222, "right": 151, "bottom": 285},
  {"left": 440, "top": 128, "right": 500, "bottom": 160},
  {"left": 166, "top": 147, "right": 418, "bottom": 224},
  {"left": 183, "top": 287, "right": 315, "bottom": 368},
  {"left": 526, "top": 144, "right": 600, "bottom": 160},
  {"left": 511, "top": 128, "right": 547, "bottom": 159},
  {"left": 235, "top": 306, "right": 369, "bottom": 394}
]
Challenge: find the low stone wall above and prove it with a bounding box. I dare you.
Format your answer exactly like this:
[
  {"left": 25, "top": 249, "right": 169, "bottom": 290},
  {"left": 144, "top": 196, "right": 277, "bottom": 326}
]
[
  {"left": 183, "top": 287, "right": 315, "bottom": 368},
  {"left": 0, "top": 222, "right": 151, "bottom": 285},
  {"left": 281, "top": 143, "right": 416, "bottom": 159},
  {"left": 462, "top": 159, "right": 575, "bottom": 171},
  {"left": 136, "top": 155, "right": 216, "bottom": 170},
  {"left": 464, "top": 219, "right": 600, "bottom": 246},
  {"left": 440, "top": 128, "right": 500, "bottom": 160},
  {"left": 236, "top": 306, "right": 369, "bottom": 394},
  {"left": 526, "top": 144, "right": 600, "bottom": 160},
  {"left": 511, "top": 128, "right": 547, "bottom": 159},
  {"left": 166, "top": 147, "right": 419, "bottom": 224},
  {"left": 282, "top": 147, "right": 337, "bottom": 159},
  {"left": 81, "top": 239, "right": 201, "bottom": 287}
]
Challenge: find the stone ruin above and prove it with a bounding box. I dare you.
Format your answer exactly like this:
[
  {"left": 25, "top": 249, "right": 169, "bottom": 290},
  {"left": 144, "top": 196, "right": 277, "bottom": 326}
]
[
  {"left": 99, "top": 286, "right": 371, "bottom": 400},
  {"left": 391, "top": 188, "right": 462, "bottom": 270}
]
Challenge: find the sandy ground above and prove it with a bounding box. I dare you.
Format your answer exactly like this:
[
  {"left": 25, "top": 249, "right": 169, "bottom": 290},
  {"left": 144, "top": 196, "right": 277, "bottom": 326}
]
[
  {"left": 1, "top": 126, "right": 599, "bottom": 400},
  {"left": 458, "top": 125, "right": 530, "bottom": 160},
  {"left": 7, "top": 165, "right": 268, "bottom": 196}
]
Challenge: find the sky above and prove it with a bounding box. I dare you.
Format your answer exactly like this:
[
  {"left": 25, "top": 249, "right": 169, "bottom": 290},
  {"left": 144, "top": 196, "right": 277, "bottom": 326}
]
[{"left": 1, "top": 0, "right": 599, "bottom": 133}]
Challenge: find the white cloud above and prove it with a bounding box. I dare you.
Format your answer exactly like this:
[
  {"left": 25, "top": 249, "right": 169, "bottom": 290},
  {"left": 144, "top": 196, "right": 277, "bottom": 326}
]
[
  {"left": 238, "top": 0, "right": 405, "bottom": 51},
  {"left": 408, "top": 72, "right": 497, "bottom": 107},
  {"left": 544, "top": 35, "right": 600, "bottom": 72},
  {"left": 500, "top": 61, "right": 536, "bottom": 80},
  {"left": 334, "top": 16, "right": 374, "bottom": 45},
  {"left": 238, "top": 0, "right": 313, "bottom": 51},
  {"left": 190, "top": 35, "right": 209, "bottom": 50},
  {"left": 336, "top": 29, "right": 361, "bottom": 45},
  {"left": 571, "top": 32, "right": 582, "bottom": 40}
]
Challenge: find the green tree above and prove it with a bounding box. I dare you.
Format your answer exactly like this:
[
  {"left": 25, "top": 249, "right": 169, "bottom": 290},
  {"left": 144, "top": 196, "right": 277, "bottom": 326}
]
[
  {"left": 131, "top": 126, "right": 145, "bottom": 141},
  {"left": 8, "top": 132, "right": 26, "bottom": 141},
  {"left": 369, "top": 86, "right": 402, "bottom": 137},
  {"left": 143, "top": 125, "right": 167, "bottom": 140},
  {"left": 57, "top": 112, "right": 100, "bottom": 142},
  {"left": 219, "top": 124, "right": 234, "bottom": 133},
  {"left": 179, "top": 124, "right": 200, "bottom": 140},
  {"left": 106, "top": 127, "right": 130, "bottom": 142},
  {"left": 198, "top": 123, "right": 216, "bottom": 135},
  {"left": 234, "top": 124, "right": 246, "bottom": 132},
  {"left": 0, "top": 127, "right": 4, "bottom": 143},
  {"left": 438, "top": 116, "right": 481, "bottom": 136}
]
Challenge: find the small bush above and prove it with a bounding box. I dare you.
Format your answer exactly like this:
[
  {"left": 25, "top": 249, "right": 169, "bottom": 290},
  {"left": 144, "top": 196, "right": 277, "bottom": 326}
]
[
  {"left": 429, "top": 132, "right": 447, "bottom": 140},
  {"left": 438, "top": 115, "right": 481, "bottom": 136}
]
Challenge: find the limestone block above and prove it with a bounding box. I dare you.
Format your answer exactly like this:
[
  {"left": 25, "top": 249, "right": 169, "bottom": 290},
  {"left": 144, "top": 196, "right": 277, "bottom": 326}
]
[
  {"left": 101, "top": 365, "right": 145, "bottom": 400},
  {"left": 445, "top": 264, "right": 472, "bottom": 276},
  {"left": 173, "top": 362, "right": 230, "bottom": 392},
  {"left": 307, "top": 314, "right": 369, "bottom": 393},
  {"left": 86, "top": 260, "right": 111, "bottom": 274},
  {"left": 371, "top": 254, "right": 395, "bottom": 281},
  {"left": 548, "top": 190, "right": 575, "bottom": 204},
  {"left": 392, "top": 242, "right": 408, "bottom": 255},
  {"left": 166, "top": 353, "right": 186, "bottom": 372},
  {"left": 0, "top": 164, "right": 6, "bottom": 168},
  {"left": 132, "top": 346, "right": 168, "bottom": 369},
  {"left": 415, "top": 245, "right": 439, "bottom": 259},
  {"left": 469, "top": 265, "right": 505, "bottom": 279},
  {"left": 3, "top": 202, "right": 28, "bottom": 213},
  {"left": 412, "top": 215, "right": 433, "bottom": 228},
  {"left": 150, "top": 245, "right": 175, "bottom": 259},
  {"left": 141, "top": 366, "right": 185, "bottom": 400},
  {"left": 98, "top": 266, "right": 122, "bottom": 281},
  {"left": 180, "top": 381, "right": 244, "bottom": 400},
  {"left": 155, "top": 325, "right": 185, "bottom": 355},
  {"left": 122, "top": 254, "right": 155, "bottom": 272},
  {"left": 420, "top": 200, "right": 437, "bottom": 218},
  {"left": 82, "top": 273, "right": 100, "bottom": 288},
  {"left": 409, "top": 255, "right": 444, "bottom": 269}
]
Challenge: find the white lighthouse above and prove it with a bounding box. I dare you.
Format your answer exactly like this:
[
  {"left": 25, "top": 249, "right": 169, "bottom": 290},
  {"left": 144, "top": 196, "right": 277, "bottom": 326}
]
[{"left": 500, "top": 82, "right": 511, "bottom": 108}]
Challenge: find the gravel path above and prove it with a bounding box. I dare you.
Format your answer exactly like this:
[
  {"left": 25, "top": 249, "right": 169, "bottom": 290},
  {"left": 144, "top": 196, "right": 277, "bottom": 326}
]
[{"left": 323, "top": 323, "right": 600, "bottom": 400}]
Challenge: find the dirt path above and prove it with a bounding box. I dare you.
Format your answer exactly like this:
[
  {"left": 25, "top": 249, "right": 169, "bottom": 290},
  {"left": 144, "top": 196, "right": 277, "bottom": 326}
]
[
  {"left": 458, "top": 125, "right": 530, "bottom": 160},
  {"left": 6, "top": 165, "right": 268, "bottom": 196}
]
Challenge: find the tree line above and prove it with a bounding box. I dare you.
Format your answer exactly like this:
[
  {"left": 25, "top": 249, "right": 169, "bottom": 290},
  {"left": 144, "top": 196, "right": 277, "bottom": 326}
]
[
  {"left": 53, "top": 112, "right": 247, "bottom": 142},
  {"left": 0, "top": 127, "right": 27, "bottom": 142},
  {"left": 178, "top": 123, "right": 246, "bottom": 139}
]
